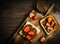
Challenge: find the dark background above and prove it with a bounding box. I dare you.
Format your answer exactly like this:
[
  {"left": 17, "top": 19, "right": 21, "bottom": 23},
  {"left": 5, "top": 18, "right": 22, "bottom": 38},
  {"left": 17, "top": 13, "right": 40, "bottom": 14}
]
[
  {"left": 0, "top": 0, "right": 37, "bottom": 44},
  {"left": 0, "top": 0, "right": 60, "bottom": 44}
]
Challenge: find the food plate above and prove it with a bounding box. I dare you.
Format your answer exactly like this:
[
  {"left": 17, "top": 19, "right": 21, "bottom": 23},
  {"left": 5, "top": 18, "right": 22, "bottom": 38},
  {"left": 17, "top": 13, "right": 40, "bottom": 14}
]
[
  {"left": 40, "top": 14, "right": 59, "bottom": 35},
  {"left": 19, "top": 21, "right": 40, "bottom": 41}
]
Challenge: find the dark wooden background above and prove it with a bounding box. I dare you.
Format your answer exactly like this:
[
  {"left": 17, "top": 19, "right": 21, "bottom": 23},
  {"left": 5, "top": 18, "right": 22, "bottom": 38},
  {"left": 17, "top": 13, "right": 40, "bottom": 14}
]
[
  {"left": 0, "top": 0, "right": 60, "bottom": 44},
  {"left": 0, "top": 0, "right": 37, "bottom": 44}
]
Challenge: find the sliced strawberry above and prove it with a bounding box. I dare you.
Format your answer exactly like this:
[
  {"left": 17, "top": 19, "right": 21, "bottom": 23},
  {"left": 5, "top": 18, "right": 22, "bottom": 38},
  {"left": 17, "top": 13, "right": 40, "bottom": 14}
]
[
  {"left": 24, "top": 25, "right": 30, "bottom": 33},
  {"left": 28, "top": 30, "right": 35, "bottom": 36},
  {"left": 47, "top": 26, "right": 51, "bottom": 31},
  {"left": 48, "top": 17, "right": 52, "bottom": 23},
  {"left": 33, "top": 15, "right": 38, "bottom": 20},
  {"left": 29, "top": 12, "right": 35, "bottom": 18},
  {"left": 40, "top": 37, "right": 45, "bottom": 42},
  {"left": 46, "top": 22, "right": 50, "bottom": 27},
  {"left": 26, "top": 35, "right": 32, "bottom": 40},
  {"left": 51, "top": 21, "right": 55, "bottom": 26},
  {"left": 54, "top": 23, "right": 58, "bottom": 29}
]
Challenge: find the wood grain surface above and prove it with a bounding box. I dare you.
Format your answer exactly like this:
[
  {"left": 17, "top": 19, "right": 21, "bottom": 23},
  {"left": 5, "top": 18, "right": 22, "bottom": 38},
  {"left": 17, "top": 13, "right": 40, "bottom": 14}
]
[{"left": 0, "top": 0, "right": 60, "bottom": 44}]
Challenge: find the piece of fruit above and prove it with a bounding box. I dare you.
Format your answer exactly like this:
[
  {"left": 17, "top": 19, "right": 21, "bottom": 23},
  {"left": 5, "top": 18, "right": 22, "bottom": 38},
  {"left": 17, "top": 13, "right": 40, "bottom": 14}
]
[
  {"left": 47, "top": 26, "right": 52, "bottom": 31},
  {"left": 33, "top": 15, "right": 38, "bottom": 20},
  {"left": 51, "top": 21, "right": 55, "bottom": 26},
  {"left": 46, "top": 22, "right": 50, "bottom": 27},
  {"left": 54, "top": 23, "right": 58, "bottom": 29},
  {"left": 40, "top": 37, "right": 45, "bottom": 42},
  {"left": 48, "top": 17, "right": 52, "bottom": 23},
  {"left": 26, "top": 35, "right": 32, "bottom": 40},
  {"left": 24, "top": 25, "right": 31, "bottom": 33},
  {"left": 29, "top": 12, "right": 35, "bottom": 18},
  {"left": 28, "top": 30, "right": 35, "bottom": 36}
]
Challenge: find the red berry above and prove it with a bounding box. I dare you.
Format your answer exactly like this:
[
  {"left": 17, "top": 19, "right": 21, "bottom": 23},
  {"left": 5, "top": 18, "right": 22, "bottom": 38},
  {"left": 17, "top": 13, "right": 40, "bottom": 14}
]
[
  {"left": 29, "top": 12, "right": 35, "bottom": 18},
  {"left": 28, "top": 30, "right": 35, "bottom": 36},
  {"left": 40, "top": 37, "right": 45, "bottom": 42},
  {"left": 54, "top": 23, "right": 58, "bottom": 29},
  {"left": 47, "top": 27, "right": 51, "bottom": 30},
  {"left": 26, "top": 35, "right": 32, "bottom": 40},
  {"left": 46, "top": 22, "right": 50, "bottom": 27},
  {"left": 48, "top": 17, "right": 52, "bottom": 23},
  {"left": 51, "top": 21, "right": 55, "bottom": 26},
  {"left": 24, "top": 26, "right": 30, "bottom": 33},
  {"left": 33, "top": 15, "right": 38, "bottom": 20}
]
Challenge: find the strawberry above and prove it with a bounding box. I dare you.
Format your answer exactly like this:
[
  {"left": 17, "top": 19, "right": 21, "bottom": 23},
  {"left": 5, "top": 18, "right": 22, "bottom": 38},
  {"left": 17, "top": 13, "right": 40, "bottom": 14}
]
[
  {"left": 29, "top": 12, "right": 35, "bottom": 18},
  {"left": 47, "top": 26, "right": 52, "bottom": 31},
  {"left": 40, "top": 37, "right": 45, "bottom": 42},
  {"left": 26, "top": 35, "right": 32, "bottom": 40},
  {"left": 33, "top": 15, "right": 38, "bottom": 20},
  {"left": 28, "top": 30, "right": 35, "bottom": 36},
  {"left": 24, "top": 26, "right": 30, "bottom": 33},
  {"left": 46, "top": 22, "right": 50, "bottom": 27},
  {"left": 48, "top": 17, "right": 52, "bottom": 23},
  {"left": 51, "top": 21, "right": 55, "bottom": 26}
]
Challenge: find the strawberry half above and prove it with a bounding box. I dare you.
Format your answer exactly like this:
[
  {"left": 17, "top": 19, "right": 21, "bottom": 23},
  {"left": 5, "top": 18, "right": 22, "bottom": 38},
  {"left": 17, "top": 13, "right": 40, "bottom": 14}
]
[
  {"left": 26, "top": 35, "right": 32, "bottom": 40},
  {"left": 24, "top": 25, "right": 31, "bottom": 33},
  {"left": 28, "top": 30, "right": 35, "bottom": 36}
]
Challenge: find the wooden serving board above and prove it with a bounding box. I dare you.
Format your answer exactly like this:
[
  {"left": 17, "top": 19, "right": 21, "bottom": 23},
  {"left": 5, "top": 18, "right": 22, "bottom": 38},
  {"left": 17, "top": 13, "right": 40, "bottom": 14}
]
[
  {"left": 9, "top": 4, "right": 60, "bottom": 44},
  {"left": 18, "top": 10, "right": 45, "bottom": 42}
]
